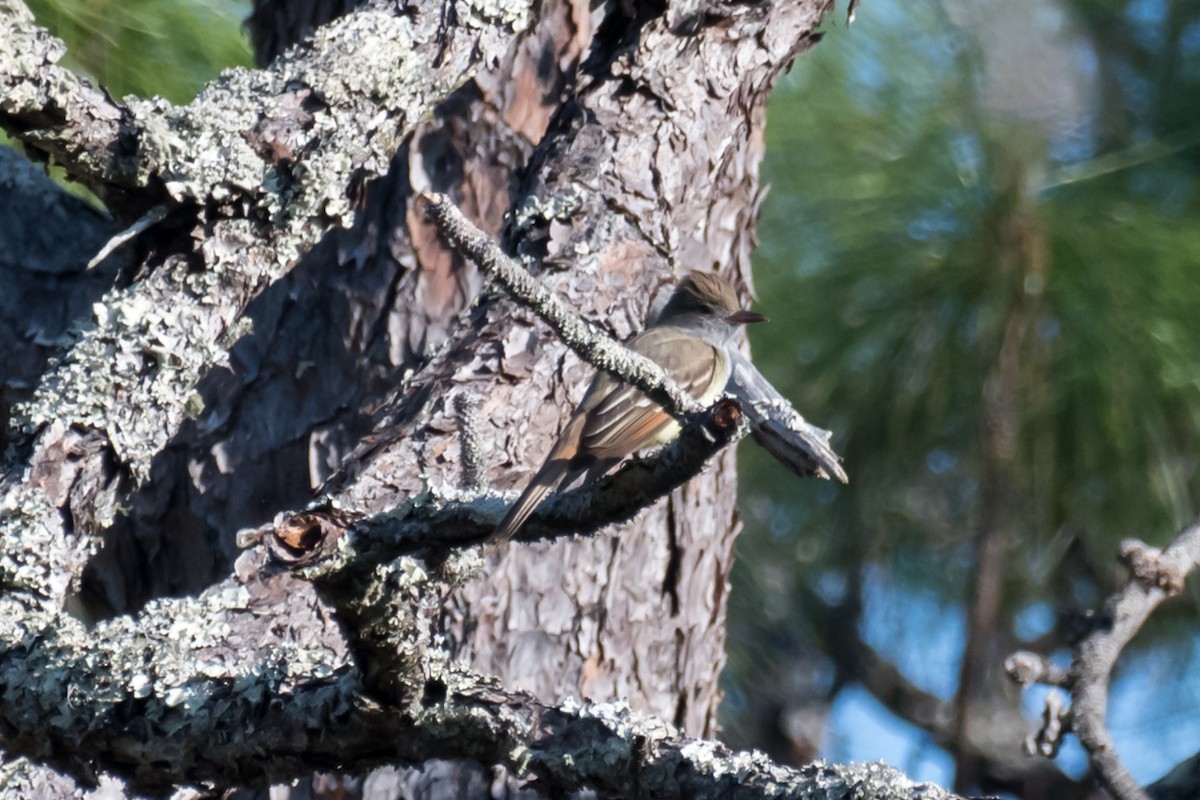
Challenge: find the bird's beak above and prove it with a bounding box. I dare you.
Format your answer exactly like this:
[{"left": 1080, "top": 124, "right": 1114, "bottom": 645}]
[{"left": 725, "top": 309, "right": 767, "bottom": 325}]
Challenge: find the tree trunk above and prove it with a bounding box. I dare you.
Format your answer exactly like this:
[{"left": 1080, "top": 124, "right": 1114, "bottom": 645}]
[
  {"left": 240, "top": 0, "right": 830, "bottom": 742},
  {"left": 238, "top": 3, "right": 828, "bottom": 795}
]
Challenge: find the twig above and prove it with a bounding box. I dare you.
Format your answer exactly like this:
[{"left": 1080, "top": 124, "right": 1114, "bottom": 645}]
[
  {"left": 267, "top": 400, "right": 746, "bottom": 569},
  {"left": 453, "top": 392, "right": 486, "bottom": 493},
  {"left": 1024, "top": 690, "right": 1070, "bottom": 759},
  {"left": 86, "top": 205, "right": 166, "bottom": 269},
  {"left": 420, "top": 191, "right": 703, "bottom": 418}
]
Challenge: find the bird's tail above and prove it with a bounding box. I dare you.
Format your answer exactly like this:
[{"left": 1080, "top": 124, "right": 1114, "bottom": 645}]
[{"left": 491, "top": 458, "right": 574, "bottom": 543}]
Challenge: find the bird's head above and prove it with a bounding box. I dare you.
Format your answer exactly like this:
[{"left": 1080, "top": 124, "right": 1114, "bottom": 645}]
[{"left": 659, "top": 272, "right": 766, "bottom": 334}]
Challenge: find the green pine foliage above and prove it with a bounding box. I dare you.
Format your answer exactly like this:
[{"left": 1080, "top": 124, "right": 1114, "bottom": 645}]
[
  {"left": 25, "top": 0, "right": 252, "bottom": 103},
  {"left": 13, "top": 1, "right": 253, "bottom": 204}
]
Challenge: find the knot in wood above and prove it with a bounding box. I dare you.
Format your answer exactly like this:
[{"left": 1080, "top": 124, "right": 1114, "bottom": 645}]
[{"left": 267, "top": 506, "right": 352, "bottom": 567}]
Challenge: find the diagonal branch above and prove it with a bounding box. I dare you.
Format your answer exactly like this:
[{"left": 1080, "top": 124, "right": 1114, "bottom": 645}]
[
  {"left": 421, "top": 191, "right": 704, "bottom": 418},
  {"left": 265, "top": 399, "right": 746, "bottom": 569},
  {"left": 421, "top": 191, "right": 846, "bottom": 482}
]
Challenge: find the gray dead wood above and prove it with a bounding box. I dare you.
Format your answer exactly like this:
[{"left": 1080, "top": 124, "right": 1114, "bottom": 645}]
[{"left": 1008, "top": 524, "right": 1200, "bottom": 800}]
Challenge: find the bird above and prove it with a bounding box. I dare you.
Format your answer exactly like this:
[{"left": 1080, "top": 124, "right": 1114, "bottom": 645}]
[{"left": 491, "top": 271, "right": 765, "bottom": 542}]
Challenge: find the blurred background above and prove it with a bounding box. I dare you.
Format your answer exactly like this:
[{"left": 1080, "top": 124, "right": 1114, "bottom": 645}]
[
  {"left": 15, "top": 0, "right": 1200, "bottom": 796},
  {"left": 730, "top": 0, "right": 1200, "bottom": 796}
]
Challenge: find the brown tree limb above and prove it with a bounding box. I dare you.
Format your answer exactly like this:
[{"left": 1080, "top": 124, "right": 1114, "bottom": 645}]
[
  {"left": 954, "top": 268, "right": 1032, "bottom": 792},
  {"left": 264, "top": 399, "right": 745, "bottom": 566},
  {"left": 1007, "top": 524, "right": 1200, "bottom": 800}
]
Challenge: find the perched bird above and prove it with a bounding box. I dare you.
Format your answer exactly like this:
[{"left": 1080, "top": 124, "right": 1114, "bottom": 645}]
[{"left": 492, "top": 271, "right": 765, "bottom": 542}]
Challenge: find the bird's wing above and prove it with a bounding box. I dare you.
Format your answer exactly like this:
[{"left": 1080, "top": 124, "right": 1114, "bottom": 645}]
[
  {"left": 491, "top": 327, "right": 726, "bottom": 542},
  {"left": 577, "top": 326, "right": 727, "bottom": 460},
  {"left": 491, "top": 449, "right": 577, "bottom": 543}
]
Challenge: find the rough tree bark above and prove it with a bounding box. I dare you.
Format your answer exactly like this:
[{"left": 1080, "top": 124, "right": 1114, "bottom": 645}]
[{"left": 0, "top": 1, "right": 936, "bottom": 798}]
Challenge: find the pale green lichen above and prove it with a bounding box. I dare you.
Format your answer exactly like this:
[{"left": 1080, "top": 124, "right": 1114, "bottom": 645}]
[
  {"left": 0, "top": 478, "right": 96, "bottom": 605},
  {"left": 8, "top": 2, "right": 533, "bottom": 488},
  {"left": 510, "top": 186, "right": 587, "bottom": 232},
  {"left": 12, "top": 262, "right": 239, "bottom": 482},
  {"left": 0, "top": 577, "right": 351, "bottom": 745}
]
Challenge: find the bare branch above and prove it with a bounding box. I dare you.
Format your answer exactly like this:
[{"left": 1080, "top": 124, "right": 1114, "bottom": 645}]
[
  {"left": 0, "top": 550, "right": 960, "bottom": 799},
  {"left": 265, "top": 399, "right": 746, "bottom": 569},
  {"left": 1009, "top": 523, "right": 1200, "bottom": 800},
  {"left": 85, "top": 205, "right": 166, "bottom": 269},
  {"left": 1024, "top": 690, "right": 1070, "bottom": 759},
  {"left": 728, "top": 352, "right": 847, "bottom": 482},
  {"left": 1069, "top": 525, "right": 1200, "bottom": 800}
]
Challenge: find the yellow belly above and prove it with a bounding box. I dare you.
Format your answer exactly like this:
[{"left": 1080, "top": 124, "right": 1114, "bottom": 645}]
[{"left": 646, "top": 348, "right": 729, "bottom": 446}]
